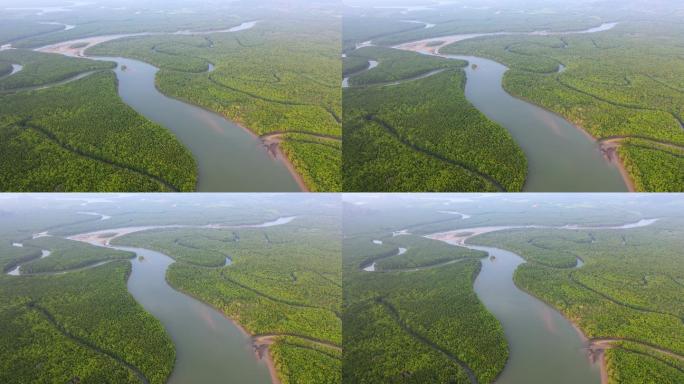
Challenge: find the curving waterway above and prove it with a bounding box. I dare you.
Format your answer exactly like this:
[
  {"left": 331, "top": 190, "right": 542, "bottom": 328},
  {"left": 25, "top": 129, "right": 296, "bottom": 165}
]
[
  {"left": 362, "top": 215, "right": 657, "bottom": 383},
  {"left": 113, "top": 245, "right": 272, "bottom": 384},
  {"left": 342, "top": 60, "right": 378, "bottom": 88},
  {"left": 421, "top": 218, "right": 658, "bottom": 383},
  {"left": 0, "top": 64, "right": 23, "bottom": 79},
  {"left": 93, "top": 56, "right": 300, "bottom": 192},
  {"left": 30, "top": 21, "right": 301, "bottom": 192},
  {"left": 7, "top": 216, "right": 298, "bottom": 383},
  {"left": 468, "top": 244, "right": 599, "bottom": 384},
  {"left": 443, "top": 54, "right": 627, "bottom": 192},
  {"left": 348, "top": 22, "right": 627, "bottom": 191}
]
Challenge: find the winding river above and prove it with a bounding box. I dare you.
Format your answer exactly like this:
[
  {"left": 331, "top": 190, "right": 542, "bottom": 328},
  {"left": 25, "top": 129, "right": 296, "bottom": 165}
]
[
  {"left": 364, "top": 217, "right": 658, "bottom": 383},
  {"left": 468, "top": 244, "right": 599, "bottom": 384},
  {"left": 444, "top": 54, "right": 626, "bottom": 192},
  {"left": 7, "top": 216, "right": 298, "bottom": 383},
  {"left": 346, "top": 22, "right": 628, "bottom": 191},
  {"left": 26, "top": 21, "right": 301, "bottom": 192},
  {"left": 93, "top": 56, "right": 300, "bottom": 192},
  {"left": 114, "top": 246, "right": 272, "bottom": 384}
]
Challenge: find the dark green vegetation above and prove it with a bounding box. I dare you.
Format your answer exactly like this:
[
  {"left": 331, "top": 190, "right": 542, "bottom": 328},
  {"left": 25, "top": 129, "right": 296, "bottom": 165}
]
[
  {"left": 343, "top": 47, "right": 526, "bottom": 191},
  {"left": 472, "top": 218, "right": 684, "bottom": 383},
  {"left": 606, "top": 340, "right": 684, "bottom": 384},
  {"left": 343, "top": 229, "right": 507, "bottom": 383},
  {"left": 342, "top": 55, "right": 372, "bottom": 77},
  {"left": 0, "top": 261, "right": 175, "bottom": 384},
  {"left": 373, "top": 235, "right": 476, "bottom": 271},
  {"left": 440, "top": 21, "right": 684, "bottom": 191},
  {"left": 0, "top": 60, "right": 197, "bottom": 191},
  {"left": 114, "top": 214, "right": 341, "bottom": 383},
  {"left": 279, "top": 133, "right": 341, "bottom": 192},
  {"left": 88, "top": 17, "right": 341, "bottom": 191},
  {"left": 271, "top": 335, "right": 342, "bottom": 384},
  {"left": 0, "top": 63, "right": 11, "bottom": 77}
]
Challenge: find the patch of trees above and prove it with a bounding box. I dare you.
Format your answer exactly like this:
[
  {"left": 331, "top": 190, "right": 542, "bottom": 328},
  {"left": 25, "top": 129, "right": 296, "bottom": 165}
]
[
  {"left": 279, "top": 134, "right": 341, "bottom": 191},
  {"left": 374, "top": 234, "right": 483, "bottom": 271},
  {"left": 19, "top": 236, "right": 134, "bottom": 274},
  {"left": 270, "top": 336, "right": 341, "bottom": 384},
  {"left": 619, "top": 140, "right": 684, "bottom": 192},
  {"left": 346, "top": 46, "right": 465, "bottom": 86},
  {"left": 343, "top": 235, "right": 507, "bottom": 383}
]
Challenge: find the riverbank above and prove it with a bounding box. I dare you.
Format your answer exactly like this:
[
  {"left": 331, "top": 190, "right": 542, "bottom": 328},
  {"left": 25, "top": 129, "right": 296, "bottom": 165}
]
[
  {"left": 160, "top": 273, "right": 283, "bottom": 384},
  {"left": 493, "top": 82, "right": 636, "bottom": 192},
  {"left": 517, "top": 280, "right": 609, "bottom": 384},
  {"left": 599, "top": 140, "right": 636, "bottom": 192}
]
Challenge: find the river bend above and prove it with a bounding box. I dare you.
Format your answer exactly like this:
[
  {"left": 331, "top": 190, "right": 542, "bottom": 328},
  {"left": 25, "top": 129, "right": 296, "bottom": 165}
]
[{"left": 30, "top": 21, "right": 301, "bottom": 192}]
